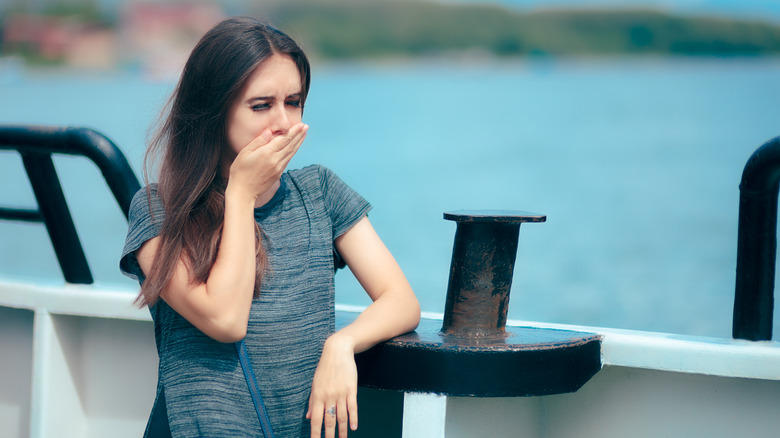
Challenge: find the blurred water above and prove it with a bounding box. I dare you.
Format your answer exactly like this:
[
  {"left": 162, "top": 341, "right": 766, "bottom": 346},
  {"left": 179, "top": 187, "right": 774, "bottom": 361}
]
[{"left": 1, "top": 57, "right": 779, "bottom": 337}]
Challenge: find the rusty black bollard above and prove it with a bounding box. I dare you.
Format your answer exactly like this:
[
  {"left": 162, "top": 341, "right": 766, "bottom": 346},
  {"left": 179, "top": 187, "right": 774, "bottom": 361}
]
[
  {"left": 350, "top": 209, "right": 602, "bottom": 397},
  {"left": 441, "top": 210, "right": 546, "bottom": 338}
]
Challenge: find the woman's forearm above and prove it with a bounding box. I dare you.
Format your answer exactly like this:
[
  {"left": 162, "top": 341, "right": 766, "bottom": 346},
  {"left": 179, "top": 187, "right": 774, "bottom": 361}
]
[
  {"left": 185, "top": 125, "right": 306, "bottom": 340},
  {"left": 329, "top": 287, "right": 420, "bottom": 354},
  {"left": 199, "top": 186, "right": 259, "bottom": 328},
  {"left": 307, "top": 212, "right": 420, "bottom": 436},
  {"left": 327, "top": 217, "right": 421, "bottom": 353},
  {"left": 307, "top": 284, "right": 419, "bottom": 433},
  {"left": 138, "top": 188, "right": 258, "bottom": 343}
]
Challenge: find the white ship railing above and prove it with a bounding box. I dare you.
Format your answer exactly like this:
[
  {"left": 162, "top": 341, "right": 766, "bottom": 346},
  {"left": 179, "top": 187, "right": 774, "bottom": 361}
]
[{"left": 2, "top": 280, "right": 779, "bottom": 438}]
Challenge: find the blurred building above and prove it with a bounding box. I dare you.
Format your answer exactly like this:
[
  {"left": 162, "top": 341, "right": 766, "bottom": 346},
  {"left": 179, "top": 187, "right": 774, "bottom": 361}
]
[
  {"left": 1, "top": 1, "right": 224, "bottom": 77},
  {"left": 121, "top": 2, "right": 224, "bottom": 78},
  {"left": 3, "top": 14, "right": 117, "bottom": 70}
]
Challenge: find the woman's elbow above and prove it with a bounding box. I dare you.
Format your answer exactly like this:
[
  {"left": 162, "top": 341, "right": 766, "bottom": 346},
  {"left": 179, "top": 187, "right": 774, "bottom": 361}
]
[
  {"left": 405, "top": 293, "right": 422, "bottom": 332},
  {"left": 204, "top": 315, "right": 248, "bottom": 343}
]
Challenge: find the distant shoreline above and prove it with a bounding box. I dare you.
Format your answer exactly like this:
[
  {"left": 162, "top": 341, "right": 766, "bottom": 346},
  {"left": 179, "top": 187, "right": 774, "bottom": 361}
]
[
  {"left": 258, "top": 2, "right": 780, "bottom": 59},
  {"left": 5, "top": 53, "right": 780, "bottom": 77},
  {"left": 4, "top": 1, "right": 780, "bottom": 72}
]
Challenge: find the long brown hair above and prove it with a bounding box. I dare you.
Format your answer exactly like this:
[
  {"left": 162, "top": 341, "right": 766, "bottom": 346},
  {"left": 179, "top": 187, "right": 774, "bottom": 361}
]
[{"left": 138, "top": 17, "right": 311, "bottom": 306}]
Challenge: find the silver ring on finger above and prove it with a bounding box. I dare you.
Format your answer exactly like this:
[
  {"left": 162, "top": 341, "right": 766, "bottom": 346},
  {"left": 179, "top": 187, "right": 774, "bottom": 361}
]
[{"left": 326, "top": 406, "right": 336, "bottom": 417}]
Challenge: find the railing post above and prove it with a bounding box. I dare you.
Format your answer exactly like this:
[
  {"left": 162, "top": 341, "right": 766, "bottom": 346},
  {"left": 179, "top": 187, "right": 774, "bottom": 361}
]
[
  {"left": 733, "top": 136, "right": 780, "bottom": 341},
  {"left": 21, "top": 152, "right": 93, "bottom": 284},
  {"left": 0, "top": 125, "right": 142, "bottom": 284}
]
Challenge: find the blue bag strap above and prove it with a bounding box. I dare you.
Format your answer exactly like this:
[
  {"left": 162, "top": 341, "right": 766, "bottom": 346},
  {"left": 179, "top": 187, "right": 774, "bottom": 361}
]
[{"left": 235, "top": 339, "right": 276, "bottom": 438}]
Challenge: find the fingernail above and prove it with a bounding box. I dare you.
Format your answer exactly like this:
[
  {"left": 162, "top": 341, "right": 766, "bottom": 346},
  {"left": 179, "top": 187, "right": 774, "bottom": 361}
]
[{"left": 261, "top": 130, "right": 272, "bottom": 141}]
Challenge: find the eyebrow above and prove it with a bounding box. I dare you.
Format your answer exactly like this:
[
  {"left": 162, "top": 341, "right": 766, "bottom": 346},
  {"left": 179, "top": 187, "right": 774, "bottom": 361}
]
[{"left": 247, "top": 92, "right": 302, "bottom": 104}]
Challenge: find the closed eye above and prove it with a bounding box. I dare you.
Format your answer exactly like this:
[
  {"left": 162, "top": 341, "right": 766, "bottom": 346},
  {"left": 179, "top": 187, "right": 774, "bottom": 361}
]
[
  {"left": 286, "top": 99, "right": 302, "bottom": 108},
  {"left": 251, "top": 103, "right": 270, "bottom": 112}
]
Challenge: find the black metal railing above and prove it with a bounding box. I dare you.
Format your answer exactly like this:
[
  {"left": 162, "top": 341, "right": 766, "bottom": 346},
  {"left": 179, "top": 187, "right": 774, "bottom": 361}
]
[
  {"left": 0, "top": 126, "right": 140, "bottom": 285},
  {"left": 733, "top": 136, "right": 780, "bottom": 341}
]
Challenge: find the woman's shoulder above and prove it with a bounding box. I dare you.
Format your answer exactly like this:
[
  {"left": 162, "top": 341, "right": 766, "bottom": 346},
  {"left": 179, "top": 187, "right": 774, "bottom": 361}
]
[
  {"left": 120, "top": 184, "right": 164, "bottom": 281},
  {"left": 288, "top": 164, "right": 331, "bottom": 180},
  {"left": 287, "top": 164, "right": 369, "bottom": 218},
  {"left": 287, "top": 164, "right": 341, "bottom": 189},
  {"left": 129, "top": 183, "right": 159, "bottom": 203},
  {"left": 128, "top": 184, "right": 164, "bottom": 223}
]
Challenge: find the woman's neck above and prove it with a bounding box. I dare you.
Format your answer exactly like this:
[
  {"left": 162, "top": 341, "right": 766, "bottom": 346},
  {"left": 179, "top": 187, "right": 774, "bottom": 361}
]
[
  {"left": 220, "top": 154, "right": 281, "bottom": 209},
  {"left": 255, "top": 179, "right": 281, "bottom": 209}
]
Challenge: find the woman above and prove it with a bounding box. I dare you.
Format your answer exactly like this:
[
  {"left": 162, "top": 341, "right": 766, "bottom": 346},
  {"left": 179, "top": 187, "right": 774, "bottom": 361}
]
[{"left": 120, "top": 17, "right": 420, "bottom": 438}]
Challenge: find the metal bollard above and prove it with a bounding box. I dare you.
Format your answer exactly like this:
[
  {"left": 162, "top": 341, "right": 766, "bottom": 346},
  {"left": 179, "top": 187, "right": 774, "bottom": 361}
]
[
  {"left": 441, "top": 210, "right": 545, "bottom": 338},
  {"left": 351, "top": 209, "right": 601, "bottom": 397}
]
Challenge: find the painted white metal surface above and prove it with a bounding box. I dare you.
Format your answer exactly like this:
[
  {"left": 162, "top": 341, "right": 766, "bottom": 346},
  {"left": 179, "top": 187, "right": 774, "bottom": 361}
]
[
  {"left": 402, "top": 393, "right": 447, "bottom": 438},
  {"left": 0, "top": 307, "right": 33, "bottom": 438},
  {"left": 446, "top": 396, "right": 543, "bottom": 438},
  {"left": 0, "top": 281, "right": 148, "bottom": 321},
  {"left": 2, "top": 279, "right": 780, "bottom": 438},
  {"left": 1, "top": 281, "right": 155, "bottom": 438},
  {"left": 442, "top": 365, "right": 780, "bottom": 438},
  {"left": 30, "top": 310, "right": 87, "bottom": 437}
]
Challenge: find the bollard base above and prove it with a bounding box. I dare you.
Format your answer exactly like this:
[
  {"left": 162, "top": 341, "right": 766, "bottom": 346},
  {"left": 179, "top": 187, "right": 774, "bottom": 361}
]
[{"left": 340, "top": 315, "right": 602, "bottom": 397}]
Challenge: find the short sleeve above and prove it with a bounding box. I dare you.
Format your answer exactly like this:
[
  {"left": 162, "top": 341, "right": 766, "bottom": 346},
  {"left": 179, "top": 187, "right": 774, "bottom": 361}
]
[
  {"left": 317, "top": 166, "right": 372, "bottom": 239},
  {"left": 314, "top": 166, "right": 371, "bottom": 270},
  {"left": 119, "top": 185, "right": 166, "bottom": 283}
]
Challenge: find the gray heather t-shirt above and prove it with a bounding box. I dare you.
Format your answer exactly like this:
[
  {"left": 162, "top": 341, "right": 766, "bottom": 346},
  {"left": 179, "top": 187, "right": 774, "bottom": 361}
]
[{"left": 120, "top": 165, "right": 371, "bottom": 437}]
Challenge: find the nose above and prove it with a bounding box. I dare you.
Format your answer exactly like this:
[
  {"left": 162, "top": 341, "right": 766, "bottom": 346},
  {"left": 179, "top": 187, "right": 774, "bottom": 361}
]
[{"left": 269, "top": 104, "right": 292, "bottom": 136}]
